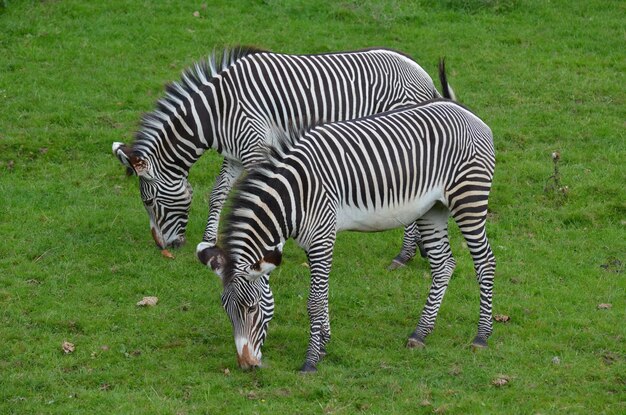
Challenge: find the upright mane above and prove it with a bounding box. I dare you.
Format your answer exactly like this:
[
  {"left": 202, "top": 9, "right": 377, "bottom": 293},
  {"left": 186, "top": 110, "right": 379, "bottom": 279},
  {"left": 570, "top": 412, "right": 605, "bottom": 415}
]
[
  {"left": 221, "top": 121, "right": 305, "bottom": 275},
  {"left": 248, "top": 117, "right": 330, "bottom": 173},
  {"left": 132, "top": 46, "right": 267, "bottom": 151}
]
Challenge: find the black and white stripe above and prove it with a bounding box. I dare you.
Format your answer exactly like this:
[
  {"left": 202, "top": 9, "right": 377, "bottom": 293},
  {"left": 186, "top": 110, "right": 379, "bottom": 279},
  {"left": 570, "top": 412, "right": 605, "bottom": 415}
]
[
  {"left": 113, "top": 46, "right": 452, "bottom": 263},
  {"left": 210, "top": 100, "right": 496, "bottom": 371}
]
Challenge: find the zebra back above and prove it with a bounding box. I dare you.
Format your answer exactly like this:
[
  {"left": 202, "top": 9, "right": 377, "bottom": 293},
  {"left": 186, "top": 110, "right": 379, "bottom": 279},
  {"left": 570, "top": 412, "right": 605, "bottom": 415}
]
[{"left": 223, "top": 100, "right": 493, "bottom": 269}]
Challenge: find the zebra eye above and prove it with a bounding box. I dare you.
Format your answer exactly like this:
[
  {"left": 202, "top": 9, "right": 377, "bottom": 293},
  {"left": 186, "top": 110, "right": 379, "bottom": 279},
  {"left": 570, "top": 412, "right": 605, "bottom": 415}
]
[{"left": 247, "top": 304, "right": 258, "bottom": 314}]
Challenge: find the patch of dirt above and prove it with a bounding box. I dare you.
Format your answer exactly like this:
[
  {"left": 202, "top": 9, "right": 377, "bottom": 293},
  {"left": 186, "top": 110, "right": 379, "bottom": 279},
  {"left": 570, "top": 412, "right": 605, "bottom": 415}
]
[{"left": 600, "top": 257, "right": 623, "bottom": 273}]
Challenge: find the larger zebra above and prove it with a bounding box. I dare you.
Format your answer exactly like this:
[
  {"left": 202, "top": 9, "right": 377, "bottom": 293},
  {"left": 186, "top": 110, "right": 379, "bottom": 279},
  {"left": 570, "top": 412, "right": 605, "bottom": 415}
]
[
  {"left": 112, "top": 46, "right": 453, "bottom": 267},
  {"left": 202, "top": 99, "right": 496, "bottom": 372}
]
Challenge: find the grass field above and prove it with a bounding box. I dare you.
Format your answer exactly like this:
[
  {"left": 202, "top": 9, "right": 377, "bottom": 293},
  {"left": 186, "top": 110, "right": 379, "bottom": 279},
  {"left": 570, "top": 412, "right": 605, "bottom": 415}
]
[{"left": 1, "top": 0, "right": 624, "bottom": 413}]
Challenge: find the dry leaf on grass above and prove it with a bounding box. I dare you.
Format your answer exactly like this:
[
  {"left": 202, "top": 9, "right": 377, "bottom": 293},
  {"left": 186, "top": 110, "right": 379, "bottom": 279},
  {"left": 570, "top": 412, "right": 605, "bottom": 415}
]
[
  {"left": 223, "top": 368, "right": 230, "bottom": 376},
  {"left": 492, "top": 375, "right": 510, "bottom": 387},
  {"left": 161, "top": 249, "right": 175, "bottom": 259},
  {"left": 494, "top": 314, "right": 511, "bottom": 323},
  {"left": 136, "top": 296, "right": 159, "bottom": 307},
  {"left": 597, "top": 303, "right": 612, "bottom": 310},
  {"left": 62, "top": 341, "right": 75, "bottom": 354}
]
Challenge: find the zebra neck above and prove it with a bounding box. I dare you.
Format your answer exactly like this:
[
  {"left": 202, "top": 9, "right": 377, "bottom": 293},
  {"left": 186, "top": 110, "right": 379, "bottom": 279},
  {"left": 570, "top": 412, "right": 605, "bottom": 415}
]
[
  {"left": 228, "top": 169, "right": 296, "bottom": 255},
  {"left": 154, "top": 82, "right": 230, "bottom": 171}
]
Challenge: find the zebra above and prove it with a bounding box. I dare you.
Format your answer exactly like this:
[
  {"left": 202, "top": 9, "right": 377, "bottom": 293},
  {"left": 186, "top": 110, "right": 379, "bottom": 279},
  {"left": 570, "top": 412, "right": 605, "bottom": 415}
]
[
  {"left": 112, "top": 46, "right": 454, "bottom": 267},
  {"left": 200, "top": 99, "right": 496, "bottom": 372}
]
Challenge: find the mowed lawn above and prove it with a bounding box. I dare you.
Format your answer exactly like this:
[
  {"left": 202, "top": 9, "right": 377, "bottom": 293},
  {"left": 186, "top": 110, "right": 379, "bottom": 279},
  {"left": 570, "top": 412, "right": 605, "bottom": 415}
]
[{"left": 1, "top": 1, "right": 624, "bottom": 414}]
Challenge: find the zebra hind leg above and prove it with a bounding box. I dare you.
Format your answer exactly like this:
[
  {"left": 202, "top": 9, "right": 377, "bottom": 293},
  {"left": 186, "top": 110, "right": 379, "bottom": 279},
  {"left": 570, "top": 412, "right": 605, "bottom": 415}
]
[
  {"left": 446, "top": 171, "right": 496, "bottom": 348},
  {"left": 387, "top": 222, "right": 427, "bottom": 270},
  {"left": 407, "top": 204, "right": 455, "bottom": 348},
  {"left": 452, "top": 211, "right": 496, "bottom": 349}
]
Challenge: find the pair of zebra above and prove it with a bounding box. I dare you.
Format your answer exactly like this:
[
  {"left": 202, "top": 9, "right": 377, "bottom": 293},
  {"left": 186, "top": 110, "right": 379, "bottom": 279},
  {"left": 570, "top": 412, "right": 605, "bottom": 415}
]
[{"left": 113, "top": 47, "right": 496, "bottom": 372}]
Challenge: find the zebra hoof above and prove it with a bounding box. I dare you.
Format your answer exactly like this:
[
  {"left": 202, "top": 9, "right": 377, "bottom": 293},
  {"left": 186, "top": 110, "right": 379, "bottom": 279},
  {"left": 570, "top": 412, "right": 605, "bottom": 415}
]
[
  {"left": 407, "top": 336, "right": 426, "bottom": 349},
  {"left": 471, "top": 336, "right": 488, "bottom": 350},
  {"left": 300, "top": 362, "right": 317, "bottom": 373},
  {"left": 387, "top": 259, "right": 407, "bottom": 271}
]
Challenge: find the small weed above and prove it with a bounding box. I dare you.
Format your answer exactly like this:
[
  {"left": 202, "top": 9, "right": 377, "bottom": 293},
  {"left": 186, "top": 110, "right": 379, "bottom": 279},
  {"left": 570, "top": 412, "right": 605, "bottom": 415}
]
[{"left": 544, "top": 151, "right": 569, "bottom": 205}]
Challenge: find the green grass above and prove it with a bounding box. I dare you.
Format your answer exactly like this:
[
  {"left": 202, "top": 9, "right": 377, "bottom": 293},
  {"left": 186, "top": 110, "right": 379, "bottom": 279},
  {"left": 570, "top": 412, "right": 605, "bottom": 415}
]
[{"left": 1, "top": 0, "right": 624, "bottom": 413}]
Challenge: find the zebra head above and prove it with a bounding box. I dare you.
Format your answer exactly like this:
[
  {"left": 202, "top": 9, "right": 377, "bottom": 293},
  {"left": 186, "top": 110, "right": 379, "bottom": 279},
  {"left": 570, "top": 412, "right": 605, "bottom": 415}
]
[
  {"left": 113, "top": 142, "right": 192, "bottom": 249},
  {"left": 200, "top": 245, "right": 282, "bottom": 369}
]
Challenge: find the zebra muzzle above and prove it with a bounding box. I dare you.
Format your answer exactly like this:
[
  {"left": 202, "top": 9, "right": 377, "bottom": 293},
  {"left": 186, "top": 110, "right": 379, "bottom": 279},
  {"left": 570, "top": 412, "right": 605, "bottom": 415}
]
[
  {"left": 237, "top": 343, "right": 261, "bottom": 370},
  {"left": 151, "top": 227, "right": 165, "bottom": 249},
  {"left": 168, "top": 235, "right": 186, "bottom": 248}
]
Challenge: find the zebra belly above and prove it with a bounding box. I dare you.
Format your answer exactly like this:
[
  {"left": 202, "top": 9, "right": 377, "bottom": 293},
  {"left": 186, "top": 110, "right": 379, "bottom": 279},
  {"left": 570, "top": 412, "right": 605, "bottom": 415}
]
[{"left": 335, "top": 187, "right": 445, "bottom": 232}]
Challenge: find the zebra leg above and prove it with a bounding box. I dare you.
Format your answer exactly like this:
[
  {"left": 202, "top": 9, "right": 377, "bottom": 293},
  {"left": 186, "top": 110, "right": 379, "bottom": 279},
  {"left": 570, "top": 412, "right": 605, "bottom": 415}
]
[
  {"left": 407, "top": 205, "right": 455, "bottom": 348},
  {"left": 446, "top": 171, "right": 496, "bottom": 348},
  {"left": 453, "top": 214, "right": 496, "bottom": 348},
  {"left": 199, "top": 159, "right": 243, "bottom": 247},
  {"left": 387, "top": 222, "right": 427, "bottom": 270},
  {"left": 301, "top": 241, "right": 335, "bottom": 373},
  {"left": 318, "top": 312, "right": 331, "bottom": 359}
]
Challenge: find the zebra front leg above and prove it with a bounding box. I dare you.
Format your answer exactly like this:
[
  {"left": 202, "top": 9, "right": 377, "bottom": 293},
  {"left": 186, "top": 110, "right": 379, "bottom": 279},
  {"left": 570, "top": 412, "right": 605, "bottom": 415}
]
[
  {"left": 408, "top": 206, "right": 455, "bottom": 348},
  {"left": 197, "top": 160, "right": 243, "bottom": 259},
  {"left": 301, "top": 242, "right": 335, "bottom": 373},
  {"left": 318, "top": 308, "right": 331, "bottom": 359},
  {"left": 388, "top": 222, "right": 427, "bottom": 270}
]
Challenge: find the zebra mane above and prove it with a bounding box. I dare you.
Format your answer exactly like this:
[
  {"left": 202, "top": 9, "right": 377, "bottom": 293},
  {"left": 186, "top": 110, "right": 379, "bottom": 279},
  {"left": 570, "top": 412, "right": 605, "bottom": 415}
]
[
  {"left": 133, "top": 45, "right": 267, "bottom": 151},
  {"left": 221, "top": 123, "right": 302, "bottom": 279},
  {"left": 258, "top": 122, "right": 299, "bottom": 166},
  {"left": 251, "top": 119, "right": 323, "bottom": 172}
]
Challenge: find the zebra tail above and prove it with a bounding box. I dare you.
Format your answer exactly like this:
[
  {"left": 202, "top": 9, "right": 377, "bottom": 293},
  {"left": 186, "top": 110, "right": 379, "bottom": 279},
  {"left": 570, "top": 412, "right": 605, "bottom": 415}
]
[{"left": 438, "top": 57, "right": 456, "bottom": 101}]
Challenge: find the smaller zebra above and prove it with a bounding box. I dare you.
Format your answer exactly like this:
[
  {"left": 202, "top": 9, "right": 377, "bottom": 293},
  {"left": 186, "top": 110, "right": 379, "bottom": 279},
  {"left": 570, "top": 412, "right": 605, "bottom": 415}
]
[{"left": 200, "top": 99, "right": 496, "bottom": 372}]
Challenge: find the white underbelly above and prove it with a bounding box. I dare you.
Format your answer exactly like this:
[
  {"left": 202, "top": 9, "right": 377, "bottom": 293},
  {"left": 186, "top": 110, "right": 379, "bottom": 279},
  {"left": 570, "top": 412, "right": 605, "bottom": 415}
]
[{"left": 335, "top": 187, "right": 446, "bottom": 232}]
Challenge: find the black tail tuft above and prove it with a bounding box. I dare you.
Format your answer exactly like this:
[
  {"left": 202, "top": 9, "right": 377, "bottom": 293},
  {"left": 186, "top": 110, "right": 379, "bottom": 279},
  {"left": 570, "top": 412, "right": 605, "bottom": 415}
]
[{"left": 438, "top": 57, "right": 456, "bottom": 101}]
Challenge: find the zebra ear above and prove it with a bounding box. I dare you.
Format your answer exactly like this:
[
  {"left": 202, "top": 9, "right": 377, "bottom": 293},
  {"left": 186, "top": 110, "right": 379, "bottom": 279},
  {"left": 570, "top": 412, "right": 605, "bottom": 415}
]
[
  {"left": 197, "top": 242, "right": 228, "bottom": 280},
  {"left": 112, "top": 142, "right": 153, "bottom": 179},
  {"left": 112, "top": 142, "right": 134, "bottom": 174},
  {"left": 249, "top": 244, "right": 283, "bottom": 279}
]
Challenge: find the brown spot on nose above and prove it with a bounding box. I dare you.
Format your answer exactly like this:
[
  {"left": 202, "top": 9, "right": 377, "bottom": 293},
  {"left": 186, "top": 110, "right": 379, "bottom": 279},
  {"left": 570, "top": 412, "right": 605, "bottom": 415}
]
[{"left": 237, "top": 343, "right": 260, "bottom": 369}]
